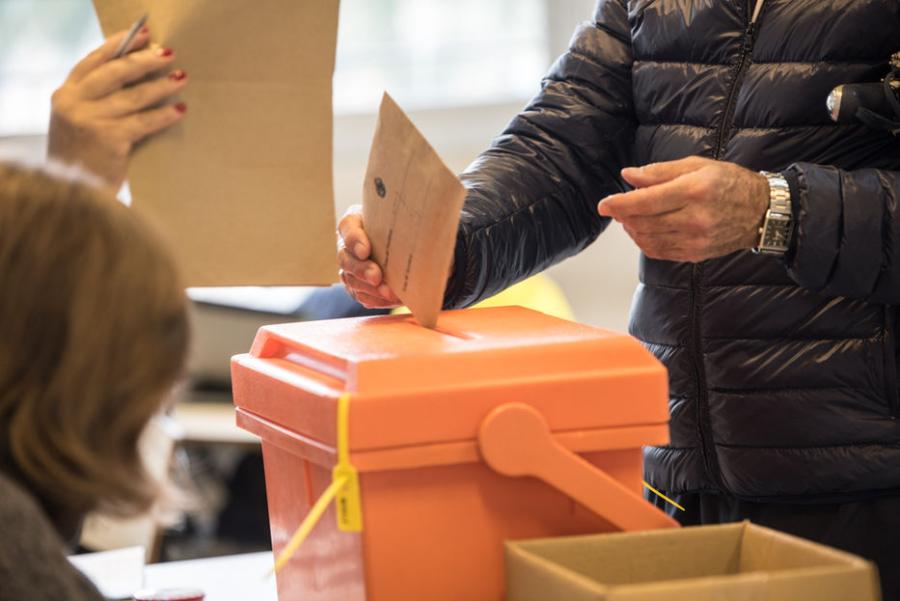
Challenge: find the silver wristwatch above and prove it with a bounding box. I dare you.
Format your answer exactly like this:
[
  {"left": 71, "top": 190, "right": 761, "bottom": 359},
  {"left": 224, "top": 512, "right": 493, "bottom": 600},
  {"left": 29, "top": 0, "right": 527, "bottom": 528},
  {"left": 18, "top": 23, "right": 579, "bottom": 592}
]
[{"left": 753, "top": 171, "right": 793, "bottom": 256}]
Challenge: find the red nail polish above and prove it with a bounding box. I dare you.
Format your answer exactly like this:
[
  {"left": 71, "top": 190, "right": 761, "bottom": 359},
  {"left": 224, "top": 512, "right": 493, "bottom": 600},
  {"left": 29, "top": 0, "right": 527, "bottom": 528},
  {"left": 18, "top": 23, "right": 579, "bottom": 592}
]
[
  {"left": 169, "top": 70, "right": 187, "bottom": 82},
  {"left": 174, "top": 102, "right": 187, "bottom": 114},
  {"left": 158, "top": 47, "right": 174, "bottom": 57}
]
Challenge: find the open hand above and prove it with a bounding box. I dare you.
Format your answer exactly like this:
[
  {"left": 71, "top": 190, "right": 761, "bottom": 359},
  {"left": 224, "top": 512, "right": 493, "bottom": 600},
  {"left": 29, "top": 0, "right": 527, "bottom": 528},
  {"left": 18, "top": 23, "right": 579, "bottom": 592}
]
[
  {"left": 598, "top": 156, "right": 770, "bottom": 262},
  {"left": 47, "top": 28, "right": 188, "bottom": 191}
]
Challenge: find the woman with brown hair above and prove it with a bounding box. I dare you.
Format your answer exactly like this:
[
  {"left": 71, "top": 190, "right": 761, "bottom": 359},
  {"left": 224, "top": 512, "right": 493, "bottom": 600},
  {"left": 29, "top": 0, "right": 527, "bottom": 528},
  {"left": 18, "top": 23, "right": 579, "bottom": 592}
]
[{"left": 0, "top": 162, "right": 189, "bottom": 600}]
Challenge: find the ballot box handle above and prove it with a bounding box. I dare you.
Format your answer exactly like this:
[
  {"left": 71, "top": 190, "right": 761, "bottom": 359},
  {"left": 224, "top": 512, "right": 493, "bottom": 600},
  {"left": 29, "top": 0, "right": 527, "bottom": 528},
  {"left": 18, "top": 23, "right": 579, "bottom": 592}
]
[{"left": 478, "top": 402, "right": 679, "bottom": 531}]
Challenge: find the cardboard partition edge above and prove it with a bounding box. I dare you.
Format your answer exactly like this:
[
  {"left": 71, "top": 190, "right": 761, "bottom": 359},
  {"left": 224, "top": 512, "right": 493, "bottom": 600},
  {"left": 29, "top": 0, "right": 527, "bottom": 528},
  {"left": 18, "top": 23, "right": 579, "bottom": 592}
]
[{"left": 506, "top": 543, "right": 606, "bottom": 601}]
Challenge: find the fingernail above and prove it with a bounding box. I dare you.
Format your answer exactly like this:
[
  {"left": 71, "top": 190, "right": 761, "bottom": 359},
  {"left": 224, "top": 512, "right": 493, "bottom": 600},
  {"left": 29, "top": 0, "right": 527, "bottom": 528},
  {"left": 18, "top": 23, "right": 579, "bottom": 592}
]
[
  {"left": 365, "top": 266, "right": 379, "bottom": 285},
  {"left": 140, "top": 26, "right": 149, "bottom": 35},
  {"left": 169, "top": 69, "right": 187, "bottom": 82},
  {"left": 354, "top": 243, "right": 366, "bottom": 259},
  {"left": 157, "top": 47, "right": 174, "bottom": 57},
  {"left": 174, "top": 102, "right": 187, "bottom": 114},
  {"left": 378, "top": 285, "right": 392, "bottom": 298}
]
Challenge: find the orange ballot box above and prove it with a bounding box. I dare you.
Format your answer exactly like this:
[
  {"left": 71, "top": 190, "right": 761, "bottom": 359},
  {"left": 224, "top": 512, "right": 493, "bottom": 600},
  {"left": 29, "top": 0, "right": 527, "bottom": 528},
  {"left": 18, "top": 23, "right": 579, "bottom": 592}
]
[{"left": 231, "top": 306, "right": 678, "bottom": 601}]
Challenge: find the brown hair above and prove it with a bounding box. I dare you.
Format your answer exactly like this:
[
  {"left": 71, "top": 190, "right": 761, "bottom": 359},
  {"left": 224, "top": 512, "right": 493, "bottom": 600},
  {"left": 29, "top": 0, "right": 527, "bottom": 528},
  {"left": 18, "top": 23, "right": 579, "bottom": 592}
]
[{"left": 0, "top": 162, "right": 189, "bottom": 519}]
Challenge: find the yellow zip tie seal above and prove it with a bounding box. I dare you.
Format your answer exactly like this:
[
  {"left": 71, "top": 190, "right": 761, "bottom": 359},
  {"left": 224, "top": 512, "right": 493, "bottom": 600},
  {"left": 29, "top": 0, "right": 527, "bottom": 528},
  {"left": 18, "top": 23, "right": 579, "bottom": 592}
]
[
  {"left": 272, "top": 476, "right": 346, "bottom": 574},
  {"left": 642, "top": 480, "right": 685, "bottom": 512},
  {"left": 270, "top": 393, "right": 362, "bottom": 576},
  {"left": 333, "top": 393, "right": 363, "bottom": 532}
]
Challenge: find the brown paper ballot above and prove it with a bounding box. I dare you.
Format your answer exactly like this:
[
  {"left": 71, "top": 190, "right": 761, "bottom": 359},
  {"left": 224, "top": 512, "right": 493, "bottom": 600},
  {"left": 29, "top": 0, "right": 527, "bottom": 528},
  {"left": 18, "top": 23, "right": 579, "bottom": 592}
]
[
  {"left": 92, "top": 1, "right": 339, "bottom": 286},
  {"left": 363, "top": 93, "right": 466, "bottom": 328}
]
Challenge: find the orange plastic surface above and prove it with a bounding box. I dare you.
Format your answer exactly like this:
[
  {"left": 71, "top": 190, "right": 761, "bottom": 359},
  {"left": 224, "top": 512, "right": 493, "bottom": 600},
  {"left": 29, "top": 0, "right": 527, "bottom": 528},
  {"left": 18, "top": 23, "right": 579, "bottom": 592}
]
[
  {"left": 230, "top": 307, "right": 677, "bottom": 601},
  {"left": 231, "top": 306, "right": 668, "bottom": 453},
  {"left": 478, "top": 403, "right": 678, "bottom": 531}
]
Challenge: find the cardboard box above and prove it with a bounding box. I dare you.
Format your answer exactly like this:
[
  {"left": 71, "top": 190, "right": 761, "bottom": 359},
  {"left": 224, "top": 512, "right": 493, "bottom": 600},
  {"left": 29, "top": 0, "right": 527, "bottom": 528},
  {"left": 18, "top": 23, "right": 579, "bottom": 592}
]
[{"left": 506, "top": 521, "right": 880, "bottom": 601}]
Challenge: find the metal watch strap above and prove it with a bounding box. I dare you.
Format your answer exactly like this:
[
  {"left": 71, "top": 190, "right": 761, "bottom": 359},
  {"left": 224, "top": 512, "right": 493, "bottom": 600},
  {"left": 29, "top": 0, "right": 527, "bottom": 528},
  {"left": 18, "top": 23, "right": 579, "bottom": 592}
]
[{"left": 753, "top": 171, "right": 793, "bottom": 255}]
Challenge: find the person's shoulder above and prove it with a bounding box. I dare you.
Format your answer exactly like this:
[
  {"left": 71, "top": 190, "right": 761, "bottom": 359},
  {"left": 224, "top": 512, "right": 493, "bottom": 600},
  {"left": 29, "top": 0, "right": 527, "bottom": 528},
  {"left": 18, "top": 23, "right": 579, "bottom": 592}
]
[
  {"left": 0, "top": 471, "right": 104, "bottom": 601},
  {"left": 0, "top": 469, "right": 47, "bottom": 524}
]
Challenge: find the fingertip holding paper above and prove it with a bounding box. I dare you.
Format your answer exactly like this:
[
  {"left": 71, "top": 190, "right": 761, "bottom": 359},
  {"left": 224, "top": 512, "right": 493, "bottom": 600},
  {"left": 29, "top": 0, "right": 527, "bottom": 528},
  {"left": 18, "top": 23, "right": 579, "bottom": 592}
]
[
  {"left": 92, "top": 0, "right": 340, "bottom": 286},
  {"left": 362, "top": 93, "right": 466, "bottom": 328}
]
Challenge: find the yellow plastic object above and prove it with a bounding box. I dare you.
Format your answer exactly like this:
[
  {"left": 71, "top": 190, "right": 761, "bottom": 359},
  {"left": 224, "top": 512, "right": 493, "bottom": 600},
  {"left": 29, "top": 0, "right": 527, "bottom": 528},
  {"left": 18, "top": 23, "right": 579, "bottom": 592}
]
[
  {"left": 391, "top": 274, "right": 574, "bottom": 321},
  {"left": 272, "top": 476, "right": 345, "bottom": 575},
  {"left": 642, "top": 480, "right": 686, "bottom": 512},
  {"left": 272, "top": 393, "right": 362, "bottom": 575},
  {"left": 333, "top": 394, "right": 363, "bottom": 531}
]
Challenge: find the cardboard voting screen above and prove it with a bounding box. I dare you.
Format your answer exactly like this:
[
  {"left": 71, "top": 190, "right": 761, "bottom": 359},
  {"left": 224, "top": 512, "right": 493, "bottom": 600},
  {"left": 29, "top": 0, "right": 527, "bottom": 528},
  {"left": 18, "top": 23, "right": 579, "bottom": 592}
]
[
  {"left": 362, "top": 93, "right": 466, "bottom": 328},
  {"left": 92, "top": 0, "right": 339, "bottom": 286}
]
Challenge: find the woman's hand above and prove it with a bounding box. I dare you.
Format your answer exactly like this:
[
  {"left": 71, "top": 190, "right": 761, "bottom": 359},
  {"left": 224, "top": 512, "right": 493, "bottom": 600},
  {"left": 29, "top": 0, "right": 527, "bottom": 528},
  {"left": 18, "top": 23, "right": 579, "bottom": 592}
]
[
  {"left": 337, "top": 205, "right": 402, "bottom": 308},
  {"left": 47, "top": 28, "right": 188, "bottom": 191}
]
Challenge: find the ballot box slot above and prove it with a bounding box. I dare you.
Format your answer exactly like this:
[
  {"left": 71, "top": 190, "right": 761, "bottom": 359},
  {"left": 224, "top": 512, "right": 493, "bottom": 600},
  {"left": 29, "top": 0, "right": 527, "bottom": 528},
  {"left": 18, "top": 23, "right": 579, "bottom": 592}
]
[
  {"left": 427, "top": 324, "right": 476, "bottom": 341},
  {"left": 392, "top": 316, "right": 478, "bottom": 341}
]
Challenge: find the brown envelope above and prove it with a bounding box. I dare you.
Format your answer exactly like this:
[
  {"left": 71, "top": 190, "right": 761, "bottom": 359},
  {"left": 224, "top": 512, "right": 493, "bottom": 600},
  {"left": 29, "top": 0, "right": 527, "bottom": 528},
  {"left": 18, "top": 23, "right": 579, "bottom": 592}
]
[
  {"left": 362, "top": 93, "right": 466, "bottom": 328},
  {"left": 92, "top": 0, "right": 339, "bottom": 286}
]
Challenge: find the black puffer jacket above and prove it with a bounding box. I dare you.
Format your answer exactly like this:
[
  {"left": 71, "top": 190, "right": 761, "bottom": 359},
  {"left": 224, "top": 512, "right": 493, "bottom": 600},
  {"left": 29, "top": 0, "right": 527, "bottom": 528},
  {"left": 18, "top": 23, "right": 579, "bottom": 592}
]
[{"left": 444, "top": 0, "right": 900, "bottom": 500}]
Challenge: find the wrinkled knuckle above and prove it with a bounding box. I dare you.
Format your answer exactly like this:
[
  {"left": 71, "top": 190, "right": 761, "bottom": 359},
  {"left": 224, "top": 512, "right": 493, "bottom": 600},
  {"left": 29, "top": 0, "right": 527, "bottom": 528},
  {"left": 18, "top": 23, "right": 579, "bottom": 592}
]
[
  {"left": 690, "top": 239, "right": 710, "bottom": 258},
  {"left": 641, "top": 243, "right": 660, "bottom": 259},
  {"left": 112, "top": 140, "right": 131, "bottom": 158},
  {"left": 50, "top": 88, "right": 66, "bottom": 109},
  {"left": 693, "top": 177, "right": 715, "bottom": 199},
  {"left": 124, "top": 85, "right": 149, "bottom": 108},
  {"left": 75, "top": 119, "right": 104, "bottom": 141},
  {"left": 138, "top": 110, "right": 164, "bottom": 130},
  {"left": 351, "top": 262, "right": 367, "bottom": 279},
  {"left": 694, "top": 212, "right": 714, "bottom": 234},
  {"left": 50, "top": 89, "right": 76, "bottom": 117},
  {"left": 690, "top": 155, "right": 711, "bottom": 167},
  {"left": 340, "top": 272, "right": 356, "bottom": 294}
]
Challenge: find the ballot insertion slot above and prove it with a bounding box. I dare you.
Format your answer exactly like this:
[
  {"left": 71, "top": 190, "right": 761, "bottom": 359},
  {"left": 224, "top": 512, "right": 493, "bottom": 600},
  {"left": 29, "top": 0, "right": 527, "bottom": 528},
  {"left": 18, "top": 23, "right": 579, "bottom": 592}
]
[{"left": 394, "top": 316, "right": 477, "bottom": 341}]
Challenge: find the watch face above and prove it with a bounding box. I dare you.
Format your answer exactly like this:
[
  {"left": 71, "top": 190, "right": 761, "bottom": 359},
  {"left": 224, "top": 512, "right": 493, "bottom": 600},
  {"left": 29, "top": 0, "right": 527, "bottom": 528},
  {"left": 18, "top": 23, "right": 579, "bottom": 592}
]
[{"left": 761, "top": 214, "right": 791, "bottom": 252}]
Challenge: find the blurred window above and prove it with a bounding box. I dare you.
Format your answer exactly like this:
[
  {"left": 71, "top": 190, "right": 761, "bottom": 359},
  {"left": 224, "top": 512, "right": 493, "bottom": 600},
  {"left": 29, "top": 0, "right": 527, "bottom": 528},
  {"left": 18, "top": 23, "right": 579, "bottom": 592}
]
[
  {"left": 0, "top": 0, "right": 549, "bottom": 136},
  {"left": 0, "top": 0, "right": 101, "bottom": 136},
  {"left": 334, "top": 0, "right": 547, "bottom": 112}
]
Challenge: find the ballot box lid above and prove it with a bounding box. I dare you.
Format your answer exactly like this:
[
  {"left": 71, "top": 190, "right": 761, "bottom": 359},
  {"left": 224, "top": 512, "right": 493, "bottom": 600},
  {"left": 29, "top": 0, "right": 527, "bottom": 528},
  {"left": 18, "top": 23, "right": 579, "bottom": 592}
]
[{"left": 231, "top": 306, "right": 668, "bottom": 455}]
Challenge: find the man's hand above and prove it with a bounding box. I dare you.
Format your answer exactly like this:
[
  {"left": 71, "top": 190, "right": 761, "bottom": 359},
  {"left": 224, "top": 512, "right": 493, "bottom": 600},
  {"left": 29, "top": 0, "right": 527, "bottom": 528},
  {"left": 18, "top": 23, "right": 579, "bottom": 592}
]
[
  {"left": 597, "top": 156, "right": 770, "bottom": 262},
  {"left": 337, "top": 205, "right": 402, "bottom": 308},
  {"left": 48, "top": 28, "right": 188, "bottom": 191}
]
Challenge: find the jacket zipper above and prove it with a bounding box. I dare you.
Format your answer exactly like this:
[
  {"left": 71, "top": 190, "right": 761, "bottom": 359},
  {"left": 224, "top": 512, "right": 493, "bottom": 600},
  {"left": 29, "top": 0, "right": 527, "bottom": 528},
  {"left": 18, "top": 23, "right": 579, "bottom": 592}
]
[
  {"left": 884, "top": 306, "right": 899, "bottom": 418},
  {"left": 691, "top": 0, "right": 765, "bottom": 489},
  {"left": 713, "top": 1, "right": 763, "bottom": 159}
]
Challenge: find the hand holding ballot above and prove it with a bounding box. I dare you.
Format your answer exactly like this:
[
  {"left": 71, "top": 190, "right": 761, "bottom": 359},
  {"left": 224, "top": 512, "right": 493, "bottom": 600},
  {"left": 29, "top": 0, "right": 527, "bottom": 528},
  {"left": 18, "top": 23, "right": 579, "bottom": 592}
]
[
  {"left": 48, "top": 27, "right": 187, "bottom": 191},
  {"left": 340, "top": 94, "right": 466, "bottom": 327},
  {"left": 338, "top": 205, "right": 403, "bottom": 309}
]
